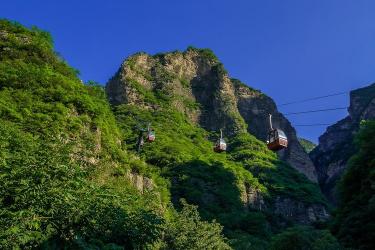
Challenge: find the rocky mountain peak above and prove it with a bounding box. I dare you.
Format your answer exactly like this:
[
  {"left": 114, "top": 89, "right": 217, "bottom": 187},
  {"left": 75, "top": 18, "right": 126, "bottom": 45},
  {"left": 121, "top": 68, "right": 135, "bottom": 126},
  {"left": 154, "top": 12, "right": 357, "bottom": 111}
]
[{"left": 349, "top": 83, "right": 375, "bottom": 119}]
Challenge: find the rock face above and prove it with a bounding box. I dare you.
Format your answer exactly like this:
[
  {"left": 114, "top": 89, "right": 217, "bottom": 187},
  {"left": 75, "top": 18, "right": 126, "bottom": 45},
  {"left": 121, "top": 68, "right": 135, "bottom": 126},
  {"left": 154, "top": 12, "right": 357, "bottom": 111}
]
[
  {"left": 126, "top": 170, "right": 155, "bottom": 193},
  {"left": 106, "top": 48, "right": 317, "bottom": 182},
  {"left": 310, "top": 83, "right": 375, "bottom": 204},
  {"left": 273, "top": 196, "right": 329, "bottom": 224},
  {"left": 239, "top": 183, "right": 328, "bottom": 223},
  {"left": 106, "top": 50, "right": 247, "bottom": 135}
]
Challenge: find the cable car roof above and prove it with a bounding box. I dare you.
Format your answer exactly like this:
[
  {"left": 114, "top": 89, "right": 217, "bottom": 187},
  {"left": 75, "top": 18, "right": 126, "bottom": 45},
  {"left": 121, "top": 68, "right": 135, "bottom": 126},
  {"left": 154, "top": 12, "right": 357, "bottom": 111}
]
[{"left": 277, "top": 129, "right": 287, "bottom": 138}]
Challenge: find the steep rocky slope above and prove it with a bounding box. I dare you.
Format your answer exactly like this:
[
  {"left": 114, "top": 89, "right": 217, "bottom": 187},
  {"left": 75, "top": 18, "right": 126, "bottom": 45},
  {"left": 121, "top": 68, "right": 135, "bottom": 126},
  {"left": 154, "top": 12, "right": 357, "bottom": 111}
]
[
  {"left": 310, "top": 83, "right": 375, "bottom": 204},
  {"left": 107, "top": 48, "right": 317, "bottom": 182}
]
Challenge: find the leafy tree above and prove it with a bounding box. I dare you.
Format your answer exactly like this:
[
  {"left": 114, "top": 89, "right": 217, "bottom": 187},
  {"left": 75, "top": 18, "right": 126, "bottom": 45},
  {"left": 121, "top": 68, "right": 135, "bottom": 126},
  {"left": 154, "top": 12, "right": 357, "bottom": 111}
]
[{"left": 163, "top": 200, "right": 231, "bottom": 250}]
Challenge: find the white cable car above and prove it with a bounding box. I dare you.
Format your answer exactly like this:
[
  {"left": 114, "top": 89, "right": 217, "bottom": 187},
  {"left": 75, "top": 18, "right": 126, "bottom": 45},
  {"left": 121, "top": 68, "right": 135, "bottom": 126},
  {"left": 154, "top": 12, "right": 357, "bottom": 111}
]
[{"left": 214, "top": 129, "right": 227, "bottom": 153}]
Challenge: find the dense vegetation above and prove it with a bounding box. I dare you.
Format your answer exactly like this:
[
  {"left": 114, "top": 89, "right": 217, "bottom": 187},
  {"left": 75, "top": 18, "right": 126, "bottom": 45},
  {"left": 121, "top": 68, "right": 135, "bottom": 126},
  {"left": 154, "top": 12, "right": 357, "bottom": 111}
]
[
  {"left": 332, "top": 120, "right": 375, "bottom": 250},
  {"left": 0, "top": 19, "right": 346, "bottom": 249}
]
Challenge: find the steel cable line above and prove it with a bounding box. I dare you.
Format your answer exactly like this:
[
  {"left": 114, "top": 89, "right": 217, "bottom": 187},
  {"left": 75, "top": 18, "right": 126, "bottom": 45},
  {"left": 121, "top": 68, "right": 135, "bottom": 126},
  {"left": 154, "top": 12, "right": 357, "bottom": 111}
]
[
  {"left": 282, "top": 106, "right": 347, "bottom": 127},
  {"left": 278, "top": 91, "right": 348, "bottom": 107},
  {"left": 255, "top": 89, "right": 350, "bottom": 125},
  {"left": 283, "top": 107, "right": 347, "bottom": 116},
  {"left": 294, "top": 123, "right": 332, "bottom": 127}
]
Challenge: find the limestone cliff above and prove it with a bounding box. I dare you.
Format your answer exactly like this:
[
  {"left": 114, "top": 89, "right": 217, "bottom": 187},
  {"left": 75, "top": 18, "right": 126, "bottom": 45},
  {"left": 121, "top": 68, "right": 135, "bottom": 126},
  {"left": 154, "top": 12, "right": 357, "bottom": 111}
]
[
  {"left": 310, "top": 83, "right": 375, "bottom": 204},
  {"left": 106, "top": 48, "right": 317, "bottom": 182}
]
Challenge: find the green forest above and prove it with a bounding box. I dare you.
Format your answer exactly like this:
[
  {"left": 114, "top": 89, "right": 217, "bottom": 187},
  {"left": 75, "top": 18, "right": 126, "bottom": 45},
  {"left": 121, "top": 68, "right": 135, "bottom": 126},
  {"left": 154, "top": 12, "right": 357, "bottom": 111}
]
[{"left": 0, "top": 19, "right": 374, "bottom": 250}]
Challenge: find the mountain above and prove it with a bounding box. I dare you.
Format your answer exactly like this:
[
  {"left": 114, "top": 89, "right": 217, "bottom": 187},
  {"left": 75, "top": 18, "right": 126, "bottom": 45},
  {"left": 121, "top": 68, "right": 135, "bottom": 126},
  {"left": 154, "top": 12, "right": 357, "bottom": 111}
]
[
  {"left": 310, "top": 83, "right": 375, "bottom": 204},
  {"left": 106, "top": 48, "right": 334, "bottom": 247},
  {"left": 1, "top": 19, "right": 340, "bottom": 249}
]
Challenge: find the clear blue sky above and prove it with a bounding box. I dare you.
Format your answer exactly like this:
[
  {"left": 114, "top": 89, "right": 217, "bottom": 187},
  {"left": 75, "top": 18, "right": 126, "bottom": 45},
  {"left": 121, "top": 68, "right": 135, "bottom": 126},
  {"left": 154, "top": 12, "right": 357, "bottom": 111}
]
[{"left": 2, "top": 0, "right": 375, "bottom": 143}]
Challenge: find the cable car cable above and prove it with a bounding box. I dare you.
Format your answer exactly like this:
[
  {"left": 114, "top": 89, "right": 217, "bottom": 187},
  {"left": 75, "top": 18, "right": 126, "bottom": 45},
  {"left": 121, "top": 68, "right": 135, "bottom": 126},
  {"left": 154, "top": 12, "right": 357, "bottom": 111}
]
[
  {"left": 278, "top": 91, "right": 348, "bottom": 107},
  {"left": 294, "top": 123, "right": 332, "bottom": 127},
  {"left": 283, "top": 107, "right": 347, "bottom": 116}
]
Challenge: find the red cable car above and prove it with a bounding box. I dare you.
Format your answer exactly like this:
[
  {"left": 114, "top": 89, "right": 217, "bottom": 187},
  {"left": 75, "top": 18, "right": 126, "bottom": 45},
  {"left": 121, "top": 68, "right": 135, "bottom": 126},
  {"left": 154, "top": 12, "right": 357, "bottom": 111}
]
[
  {"left": 266, "top": 114, "right": 288, "bottom": 151},
  {"left": 147, "top": 130, "right": 155, "bottom": 142},
  {"left": 214, "top": 129, "right": 227, "bottom": 153}
]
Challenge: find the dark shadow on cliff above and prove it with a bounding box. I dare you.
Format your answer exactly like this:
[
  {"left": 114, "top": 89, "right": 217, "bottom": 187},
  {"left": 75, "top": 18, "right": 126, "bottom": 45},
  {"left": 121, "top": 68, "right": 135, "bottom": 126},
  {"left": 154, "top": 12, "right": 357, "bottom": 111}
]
[{"left": 167, "top": 159, "right": 274, "bottom": 243}]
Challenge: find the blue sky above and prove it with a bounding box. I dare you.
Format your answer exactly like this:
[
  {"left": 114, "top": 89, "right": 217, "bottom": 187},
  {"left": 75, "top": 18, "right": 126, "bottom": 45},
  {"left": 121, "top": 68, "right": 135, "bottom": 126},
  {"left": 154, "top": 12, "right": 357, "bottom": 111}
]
[{"left": 2, "top": 0, "right": 375, "bottom": 142}]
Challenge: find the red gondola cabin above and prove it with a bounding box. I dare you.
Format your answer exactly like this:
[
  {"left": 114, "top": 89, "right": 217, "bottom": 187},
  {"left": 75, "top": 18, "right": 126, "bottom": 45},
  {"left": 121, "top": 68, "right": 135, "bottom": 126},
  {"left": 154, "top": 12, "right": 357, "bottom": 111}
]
[
  {"left": 267, "top": 129, "right": 288, "bottom": 151},
  {"left": 266, "top": 114, "right": 288, "bottom": 151}
]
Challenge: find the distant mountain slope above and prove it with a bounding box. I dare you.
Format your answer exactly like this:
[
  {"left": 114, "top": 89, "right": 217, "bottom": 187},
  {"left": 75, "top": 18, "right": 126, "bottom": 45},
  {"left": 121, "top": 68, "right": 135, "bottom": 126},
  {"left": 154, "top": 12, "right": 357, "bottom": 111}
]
[
  {"left": 298, "top": 138, "right": 316, "bottom": 153},
  {"left": 310, "top": 83, "right": 375, "bottom": 204}
]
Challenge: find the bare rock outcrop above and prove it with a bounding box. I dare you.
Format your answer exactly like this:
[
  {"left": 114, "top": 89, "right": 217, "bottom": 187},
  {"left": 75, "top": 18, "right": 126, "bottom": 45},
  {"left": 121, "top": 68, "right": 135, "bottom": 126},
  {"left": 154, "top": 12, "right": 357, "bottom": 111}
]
[
  {"left": 273, "top": 196, "right": 329, "bottom": 224},
  {"left": 126, "top": 170, "right": 155, "bottom": 193}
]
